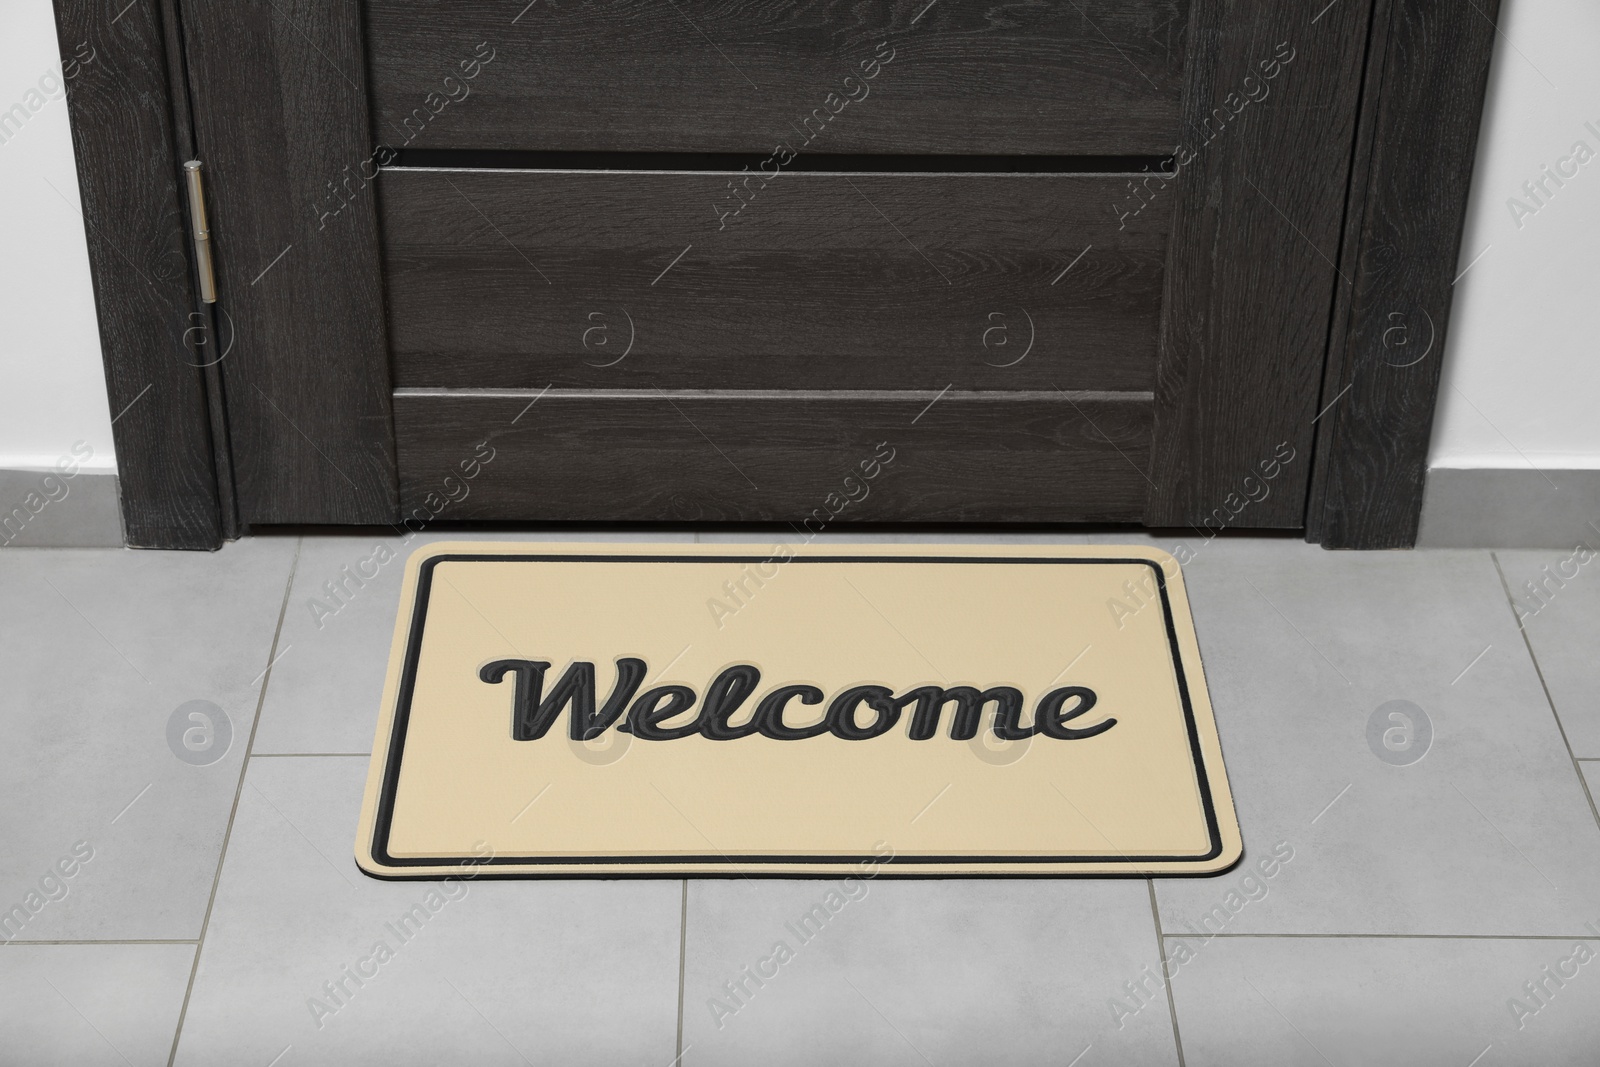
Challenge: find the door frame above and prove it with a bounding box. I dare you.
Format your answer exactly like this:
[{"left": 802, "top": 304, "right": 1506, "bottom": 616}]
[{"left": 54, "top": 0, "right": 1500, "bottom": 549}]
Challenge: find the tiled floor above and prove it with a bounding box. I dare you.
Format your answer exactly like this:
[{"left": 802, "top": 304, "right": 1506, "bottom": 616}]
[{"left": 3, "top": 530, "right": 1599, "bottom": 1066}]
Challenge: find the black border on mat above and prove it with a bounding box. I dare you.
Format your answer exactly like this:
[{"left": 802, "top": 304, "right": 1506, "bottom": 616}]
[{"left": 368, "top": 553, "right": 1225, "bottom": 872}]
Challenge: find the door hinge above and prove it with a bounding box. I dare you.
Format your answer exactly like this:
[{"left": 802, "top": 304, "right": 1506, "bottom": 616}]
[{"left": 182, "top": 160, "right": 217, "bottom": 304}]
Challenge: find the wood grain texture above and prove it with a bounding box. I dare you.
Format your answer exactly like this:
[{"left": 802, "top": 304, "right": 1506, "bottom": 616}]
[
  {"left": 1309, "top": 0, "right": 1501, "bottom": 549},
  {"left": 394, "top": 391, "right": 1154, "bottom": 522},
  {"left": 1304, "top": 0, "right": 1392, "bottom": 547},
  {"left": 180, "top": 0, "right": 398, "bottom": 524},
  {"left": 382, "top": 170, "right": 1168, "bottom": 392},
  {"left": 365, "top": 0, "right": 1188, "bottom": 156},
  {"left": 52, "top": 0, "right": 221, "bottom": 548},
  {"left": 158, "top": 0, "right": 241, "bottom": 540},
  {"left": 1144, "top": 0, "right": 1373, "bottom": 529}
]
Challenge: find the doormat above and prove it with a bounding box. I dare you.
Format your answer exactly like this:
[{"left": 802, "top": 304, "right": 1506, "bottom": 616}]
[{"left": 356, "top": 543, "right": 1241, "bottom": 878}]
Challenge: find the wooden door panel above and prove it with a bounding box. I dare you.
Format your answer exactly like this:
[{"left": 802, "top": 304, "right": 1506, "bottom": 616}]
[
  {"left": 180, "top": 0, "right": 398, "bottom": 524},
  {"left": 381, "top": 170, "right": 1168, "bottom": 392},
  {"left": 393, "top": 392, "right": 1152, "bottom": 523},
  {"left": 1145, "top": 0, "right": 1372, "bottom": 528},
  {"left": 366, "top": 0, "right": 1188, "bottom": 156},
  {"left": 149, "top": 0, "right": 1414, "bottom": 534},
  {"left": 53, "top": 0, "right": 226, "bottom": 547}
]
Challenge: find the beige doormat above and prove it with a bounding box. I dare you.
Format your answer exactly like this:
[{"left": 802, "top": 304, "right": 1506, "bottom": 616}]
[{"left": 356, "top": 543, "right": 1241, "bottom": 878}]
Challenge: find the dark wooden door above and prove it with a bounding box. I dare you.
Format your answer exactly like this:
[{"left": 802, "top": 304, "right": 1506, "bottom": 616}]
[{"left": 178, "top": 0, "right": 1372, "bottom": 529}]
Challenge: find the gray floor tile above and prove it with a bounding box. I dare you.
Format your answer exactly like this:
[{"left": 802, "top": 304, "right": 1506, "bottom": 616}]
[
  {"left": 15, "top": 528, "right": 1600, "bottom": 1063},
  {"left": 1168, "top": 935, "right": 1600, "bottom": 1066},
  {"left": 254, "top": 530, "right": 694, "bottom": 755},
  {"left": 1156, "top": 541, "right": 1600, "bottom": 935},
  {"left": 1582, "top": 762, "right": 1600, "bottom": 812},
  {"left": 0, "top": 943, "right": 196, "bottom": 1067},
  {"left": 681, "top": 879, "right": 1179, "bottom": 1067},
  {"left": 0, "top": 539, "right": 297, "bottom": 940},
  {"left": 173, "top": 755, "right": 680, "bottom": 1067},
  {"left": 1501, "top": 549, "right": 1600, "bottom": 757}
]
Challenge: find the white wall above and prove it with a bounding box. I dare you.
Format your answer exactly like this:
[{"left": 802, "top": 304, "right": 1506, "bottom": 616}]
[
  {"left": 0, "top": 0, "right": 1594, "bottom": 479},
  {"left": 1430, "top": 0, "right": 1600, "bottom": 469},
  {"left": 0, "top": 0, "right": 114, "bottom": 473}
]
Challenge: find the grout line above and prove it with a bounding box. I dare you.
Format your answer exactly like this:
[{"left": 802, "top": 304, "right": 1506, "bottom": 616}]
[
  {"left": 1147, "top": 879, "right": 1186, "bottom": 1067},
  {"left": 5, "top": 939, "right": 199, "bottom": 946},
  {"left": 249, "top": 752, "right": 370, "bottom": 758},
  {"left": 675, "top": 880, "right": 689, "bottom": 1066},
  {"left": 164, "top": 537, "right": 303, "bottom": 1067},
  {"left": 1490, "top": 553, "right": 1600, "bottom": 834},
  {"left": 1162, "top": 932, "right": 1600, "bottom": 941}
]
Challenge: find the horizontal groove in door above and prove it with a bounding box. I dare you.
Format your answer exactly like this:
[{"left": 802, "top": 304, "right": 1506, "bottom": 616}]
[
  {"left": 386, "top": 150, "right": 1178, "bottom": 176},
  {"left": 382, "top": 171, "right": 1171, "bottom": 393},
  {"left": 394, "top": 392, "right": 1154, "bottom": 523},
  {"left": 392, "top": 387, "right": 1157, "bottom": 402},
  {"left": 366, "top": 0, "right": 1188, "bottom": 157}
]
